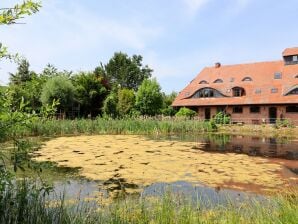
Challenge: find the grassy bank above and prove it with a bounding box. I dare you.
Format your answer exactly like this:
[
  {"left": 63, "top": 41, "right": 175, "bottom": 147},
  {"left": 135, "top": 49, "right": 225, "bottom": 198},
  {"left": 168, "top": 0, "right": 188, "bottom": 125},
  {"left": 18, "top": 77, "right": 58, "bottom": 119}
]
[
  {"left": 1, "top": 180, "right": 297, "bottom": 224},
  {"left": 13, "top": 117, "right": 216, "bottom": 138},
  {"left": 218, "top": 124, "right": 298, "bottom": 138}
]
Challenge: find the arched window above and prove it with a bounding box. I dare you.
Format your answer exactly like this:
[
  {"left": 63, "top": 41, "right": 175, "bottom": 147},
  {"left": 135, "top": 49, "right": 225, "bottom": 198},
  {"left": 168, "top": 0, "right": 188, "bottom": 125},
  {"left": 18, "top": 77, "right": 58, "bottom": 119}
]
[
  {"left": 242, "top": 77, "right": 252, "bottom": 81},
  {"left": 284, "top": 85, "right": 298, "bottom": 95},
  {"left": 287, "top": 88, "right": 298, "bottom": 95},
  {"left": 191, "top": 88, "right": 225, "bottom": 98},
  {"left": 232, "top": 87, "right": 246, "bottom": 97},
  {"left": 199, "top": 80, "right": 208, "bottom": 84},
  {"left": 213, "top": 79, "right": 223, "bottom": 83}
]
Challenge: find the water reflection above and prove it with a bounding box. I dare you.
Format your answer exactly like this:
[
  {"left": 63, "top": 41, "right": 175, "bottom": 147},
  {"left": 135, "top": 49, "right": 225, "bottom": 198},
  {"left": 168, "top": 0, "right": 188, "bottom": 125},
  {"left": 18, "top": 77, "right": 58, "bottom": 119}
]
[
  {"left": 164, "top": 134, "right": 298, "bottom": 160},
  {"left": 52, "top": 179, "right": 267, "bottom": 207}
]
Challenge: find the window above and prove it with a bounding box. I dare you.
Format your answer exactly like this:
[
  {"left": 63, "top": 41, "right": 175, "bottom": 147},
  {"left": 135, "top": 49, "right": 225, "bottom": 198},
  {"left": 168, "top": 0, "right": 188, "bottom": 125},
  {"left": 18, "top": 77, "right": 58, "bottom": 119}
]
[
  {"left": 271, "top": 88, "right": 278, "bottom": 93},
  {"left": 287, "top": 87, "right": 298, "bottom": 95},
  {"left": 242, "top": 77, "right": 252, "bottom": 81},
  {"left": 255, "top": 89, "right": 261, "bottom": 94},
  {"left": 293, "top": 55, "right": 298, "bottom": 62},
  {"left": 274, "top": 72, "right": 282, "bottom": 79},
  {"left": 233, "top": 106, "right": 243, "bottom": 113},
  {"left": 199, "top": 80, "right": 208, "bottom": 84},
  {"left": 250, "top": 106, "right": 260, "bottom": 113},
  {"left": 286, "top": 105, "right": 298, "bottom": 113},
  {"left": 191, "top": 88, "right": 225, "bottom": 98},
  {"left": 213, "top": 79, "right": 223, "bottom": 83},
  {"left": 232, "top": 87, "right": 245, "bottom": 97}
]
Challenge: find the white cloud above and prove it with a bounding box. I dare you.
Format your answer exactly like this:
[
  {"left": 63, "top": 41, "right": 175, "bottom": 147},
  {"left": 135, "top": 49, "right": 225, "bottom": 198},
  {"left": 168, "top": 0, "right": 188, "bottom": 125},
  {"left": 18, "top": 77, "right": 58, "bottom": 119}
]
[
  {"left": 183, "top": 0, "right": 211, "bottom": 15},
  {"left": 0, "top": 0, "right": 163, "bottom": 84}
]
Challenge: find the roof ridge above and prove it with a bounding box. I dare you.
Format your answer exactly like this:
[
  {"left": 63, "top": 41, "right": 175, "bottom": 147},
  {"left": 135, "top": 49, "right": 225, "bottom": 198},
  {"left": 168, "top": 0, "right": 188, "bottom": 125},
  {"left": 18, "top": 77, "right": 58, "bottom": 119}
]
[{"left": 204, "top": 60, "right": 283, "bottom": 69}]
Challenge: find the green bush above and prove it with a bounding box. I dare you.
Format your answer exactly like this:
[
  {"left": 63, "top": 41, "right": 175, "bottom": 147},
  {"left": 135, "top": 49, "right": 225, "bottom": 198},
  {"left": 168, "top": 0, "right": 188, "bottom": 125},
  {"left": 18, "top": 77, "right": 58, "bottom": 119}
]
[
  {"left": 275, "top": 119, "right": 294, "bottom": 128},
  {"left": 175, "top": 107, "right": 197, "bottom": 118},
  {"left": 213, "top": 112, "right": 231, "bottom": 124}
]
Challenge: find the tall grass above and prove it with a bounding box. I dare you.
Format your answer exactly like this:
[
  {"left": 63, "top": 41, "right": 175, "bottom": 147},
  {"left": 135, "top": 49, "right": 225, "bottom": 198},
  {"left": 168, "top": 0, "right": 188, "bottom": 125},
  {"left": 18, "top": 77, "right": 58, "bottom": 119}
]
[
  {"left": 1, "top": 180, "right": 297, "bottom": 224},
  {"left": 15, "top": 117, "right": 216, "bottom": 138}
]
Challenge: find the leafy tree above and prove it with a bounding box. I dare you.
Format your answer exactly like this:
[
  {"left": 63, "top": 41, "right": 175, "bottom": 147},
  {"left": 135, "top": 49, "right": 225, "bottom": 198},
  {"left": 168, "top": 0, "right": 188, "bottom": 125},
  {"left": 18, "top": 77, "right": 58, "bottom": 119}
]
[
  {"left": 73, "top": 72, "right": 108, "bottom": 117},
  {"left": 135, "top": 78, "right": 163, "bottom": 116},
  {"left": 40, "top": 76, "right": 76, "bottom": 113},
  {"left": 161, "top": 91, "right": 177, "bottom": 116},
  {"left": 40, "top": 64, "right": 58, "bottom": 78},
  {"left": 175, "top": 107, "right": 197, "bottom": 118},
  {"left": 7, "top": 59, "right": 43, "bottom": 111},
  {"left": 102, "top": 92, "right": 118, "bottom": 118},
  {"left": 0, "top": 0, "right": 42, "bottom": 194},
  {"left": 105, "top": 52, "right": 152, "bottom": 91},
  {"left": 117, "top": 88, "right": 135, "bottom": 116},
  {"left": 9, "top": 59, "right": 35, "bottom": 84}
]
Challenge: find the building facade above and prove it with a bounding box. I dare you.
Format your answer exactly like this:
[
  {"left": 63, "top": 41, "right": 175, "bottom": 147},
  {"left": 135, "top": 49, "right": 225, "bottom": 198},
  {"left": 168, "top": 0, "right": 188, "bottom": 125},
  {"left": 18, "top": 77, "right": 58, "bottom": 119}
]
[{"left": 172, "top": 47, "right": 298, "bottom": 125}]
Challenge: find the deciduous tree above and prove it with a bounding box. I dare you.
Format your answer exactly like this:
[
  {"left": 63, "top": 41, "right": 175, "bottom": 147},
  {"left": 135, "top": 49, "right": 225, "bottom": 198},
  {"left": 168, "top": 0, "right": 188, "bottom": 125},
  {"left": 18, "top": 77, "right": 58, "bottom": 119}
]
[{"left": 135, "top": 78, "right": 163, "bottom": 116}]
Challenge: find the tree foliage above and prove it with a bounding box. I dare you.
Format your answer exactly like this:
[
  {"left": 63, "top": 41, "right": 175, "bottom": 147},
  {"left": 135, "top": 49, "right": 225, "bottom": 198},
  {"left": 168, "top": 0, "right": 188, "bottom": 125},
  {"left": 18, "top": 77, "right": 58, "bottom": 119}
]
[
  {"left": 102, "top": 92, "right": 118, "bottom": 118},
  {"left": 135, "top": 78, "right": 163, "bottom": 116},
  {"left": 40, "top": 76, "right": 76, "bottom": 113},
  {"left": 175, "top": 107, "right": 197, "bottom": 118},
  {"left": 117, "top": 88, "right": 135, "bottom": 116},
  {"left": 73, "top": 72, "right": 108, "bottom": 117},
  {"left": 161, "top": 91, "right": 177, "bottom": 116},
  {"left": 105, "top": 52, "right": 153, "bottom": 91}
]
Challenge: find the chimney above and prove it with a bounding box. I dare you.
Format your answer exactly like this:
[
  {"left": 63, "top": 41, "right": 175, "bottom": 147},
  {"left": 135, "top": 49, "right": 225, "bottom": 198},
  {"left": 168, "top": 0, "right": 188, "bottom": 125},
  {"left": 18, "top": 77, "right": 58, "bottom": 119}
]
[{"left": 215, "top": 62, "right": 221, "bottom": 68}]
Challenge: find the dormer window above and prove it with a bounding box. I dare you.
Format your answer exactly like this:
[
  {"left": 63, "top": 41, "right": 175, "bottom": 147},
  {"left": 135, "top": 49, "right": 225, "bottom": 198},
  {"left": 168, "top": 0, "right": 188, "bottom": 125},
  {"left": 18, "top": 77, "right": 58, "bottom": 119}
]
[
  {"left": 274, "top": 72, "right": 282, "bottom": 79},
  {"left": 283, "top": 47, "right": 298, "bottom": 65},
  {"left": 199, "top": 80, "right": 208, "bottom": 84},
  {"left": 242, "top": 77, "right": 252, "bottom": 81},
  {"left": 191, "top": 88, "right": 225, "bottom": 98},
  {"left": 232, "top": 87, "right": 245, "bottom": 97},
  {"left": 213, "top": 79, "right": 223, "bottom": 83},
  {"left": 287, "top": 88, "right": 298, "bottom": 95}
]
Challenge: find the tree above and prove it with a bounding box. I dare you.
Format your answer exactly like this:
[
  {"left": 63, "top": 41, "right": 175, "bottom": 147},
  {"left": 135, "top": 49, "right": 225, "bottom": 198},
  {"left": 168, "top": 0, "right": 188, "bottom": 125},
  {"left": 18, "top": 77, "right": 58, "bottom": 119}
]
[
  {"left": 72, "top": 72, "right": 108, "bottom": 117},
  {"left": 117, "top": 88, "right": 135, "bottom": 116},
  {"left": 9, "top": 59, "right": 35, "bottom": 84},
  {"left": 135, "top": 78, "right": 163, "bottom": 116},
  {"left": 105, "top": 52, "right": 153, "bottom": 91},
  {"left": 161, "top": 91, "right": 177, "bottom": 116},
  {"left": 8, "top": 59, "right": 42, "bottom": 111},
  {"left": 102, "top": 92, "right": 118, "bottom": 118},
  {"left": 40, "top": 76, "right": 76, "bottom": 113}
]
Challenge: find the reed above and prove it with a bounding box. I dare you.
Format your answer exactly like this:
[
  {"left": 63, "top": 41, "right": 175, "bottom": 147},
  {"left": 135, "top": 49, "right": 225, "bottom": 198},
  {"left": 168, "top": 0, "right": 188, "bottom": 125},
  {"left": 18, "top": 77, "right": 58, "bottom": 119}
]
[
  {"left": 22, "top": 117, "right": 217, "bottom": 137},
  {"left": 1, "top": 180, "right": 297, "bottom": 224}
]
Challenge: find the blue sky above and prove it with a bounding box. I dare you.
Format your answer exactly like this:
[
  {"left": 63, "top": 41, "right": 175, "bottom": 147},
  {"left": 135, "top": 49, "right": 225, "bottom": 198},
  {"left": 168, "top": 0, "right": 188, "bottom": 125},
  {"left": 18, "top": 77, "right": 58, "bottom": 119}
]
[{"left": 1, "top": 0, "right": 298, "bottom": 93}]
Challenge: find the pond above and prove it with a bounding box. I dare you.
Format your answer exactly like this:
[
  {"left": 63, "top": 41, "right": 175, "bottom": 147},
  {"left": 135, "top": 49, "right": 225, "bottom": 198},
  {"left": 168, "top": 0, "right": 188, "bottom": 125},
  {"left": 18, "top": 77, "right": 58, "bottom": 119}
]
[{"left": 30, "top": 134, "right": 298, "bottom": 203}]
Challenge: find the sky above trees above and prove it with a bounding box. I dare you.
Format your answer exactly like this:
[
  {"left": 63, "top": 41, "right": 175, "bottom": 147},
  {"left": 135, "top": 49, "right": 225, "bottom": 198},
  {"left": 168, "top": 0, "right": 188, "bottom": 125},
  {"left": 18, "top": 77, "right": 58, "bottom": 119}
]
[{"left": 1, "top": 0, "right": 298, "bottom": 93}]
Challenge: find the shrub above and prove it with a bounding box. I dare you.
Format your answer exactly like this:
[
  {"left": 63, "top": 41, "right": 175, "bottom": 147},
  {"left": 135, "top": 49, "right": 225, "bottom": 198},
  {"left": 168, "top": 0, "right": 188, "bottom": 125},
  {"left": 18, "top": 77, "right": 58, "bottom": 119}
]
[
  {"left": 175, "top": 107, "right": 197, "bottom": 119},
  {"left": 213, "top": 112, "right": 231, "bottom": 124}
]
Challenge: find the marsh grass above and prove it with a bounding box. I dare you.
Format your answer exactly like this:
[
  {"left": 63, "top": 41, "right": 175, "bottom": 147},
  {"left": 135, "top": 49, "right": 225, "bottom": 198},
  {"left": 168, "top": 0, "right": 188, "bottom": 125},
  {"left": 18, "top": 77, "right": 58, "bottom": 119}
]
[
  {"left": 1, "top": 180, "right": 297, "bottom": 224},
  {"left": 17, "top": 117, "right": 216, "bottom": 138}
]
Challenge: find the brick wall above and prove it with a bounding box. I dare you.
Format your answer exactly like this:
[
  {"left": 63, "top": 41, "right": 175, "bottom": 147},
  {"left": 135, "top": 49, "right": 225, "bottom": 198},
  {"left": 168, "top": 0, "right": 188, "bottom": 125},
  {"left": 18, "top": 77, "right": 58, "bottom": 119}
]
[{"left": 195, "top": 105, "right": 298, "bottom": 125}]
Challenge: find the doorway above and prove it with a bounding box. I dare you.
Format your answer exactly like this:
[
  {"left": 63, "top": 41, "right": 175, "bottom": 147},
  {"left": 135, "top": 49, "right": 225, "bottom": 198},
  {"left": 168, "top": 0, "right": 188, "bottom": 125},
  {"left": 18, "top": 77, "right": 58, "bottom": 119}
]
[
  {"left": 269, "top": 107, "right": 277, "bottom": 124},
  {"left": 205, "top": 108, "right": 211, "bottom": 120}
]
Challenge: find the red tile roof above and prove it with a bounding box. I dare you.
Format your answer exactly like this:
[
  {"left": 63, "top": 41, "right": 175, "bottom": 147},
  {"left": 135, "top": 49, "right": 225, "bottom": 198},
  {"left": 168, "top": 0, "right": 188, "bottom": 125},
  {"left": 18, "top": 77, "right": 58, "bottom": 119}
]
[
  {"left": 173, "top": 59, "right": 298, "bottom": 107},
  {"left": 282, "top": 47, "right": 298, "bottom": 56}
]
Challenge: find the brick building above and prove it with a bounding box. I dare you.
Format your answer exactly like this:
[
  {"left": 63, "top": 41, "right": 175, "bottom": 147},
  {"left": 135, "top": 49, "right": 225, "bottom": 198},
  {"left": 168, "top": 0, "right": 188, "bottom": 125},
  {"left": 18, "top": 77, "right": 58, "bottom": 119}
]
[{"left": 172, "top": 47, "right": 298, "bottom": 125}]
